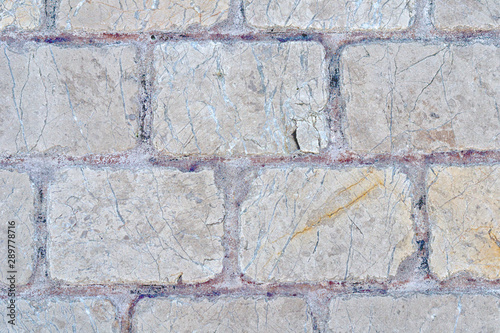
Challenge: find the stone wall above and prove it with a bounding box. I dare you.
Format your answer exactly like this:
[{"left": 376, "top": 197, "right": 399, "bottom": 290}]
[{"left": 0, "top": 0, "right": 499, "bottom": 331}]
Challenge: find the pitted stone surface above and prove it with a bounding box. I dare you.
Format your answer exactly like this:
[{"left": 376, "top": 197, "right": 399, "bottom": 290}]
[
  {"left": 428, "top": 165, "right": 500, "bottom": 279},
  {"left": 57, "top": 0, "right": 230, "bottom": 31},
  {"left": 328, "top": 295, "right": 500, "bottom": 331},
  {"left": 1, "top": 298, "right": 118, "bottom": 332},
  {"left": 48, "top": 168, "right": 224, "bottom": 284},
  {"left": 133, "top": 297, "right": 313, "bottom": 332},
  {"left": 0, "top": 44, "right": 139, "bottom": 155},
  {"left": 153, "top": 41, "right": 328, "bottom": 156},
  {"left": 0, "top": 170, "right": 34, "bottom": 285},
  {"left": 435, "top": 0, "right": 500, "bottom": 30},
  {"left": 245, "top": 0, "right": 414, "bottom": 31},
  {"left": 240, "top": 167, "right": 414, "bottom": 282},
  {"left": 342, "top": 43, "right": 500, "bottom": 153},
  {"left": 0, "top": 0, "right": 41, "bottom": 30}
]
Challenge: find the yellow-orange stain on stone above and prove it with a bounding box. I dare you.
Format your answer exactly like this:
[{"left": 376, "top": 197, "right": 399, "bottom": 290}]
[
  {"left": 457, "top": 226, "right": 500, "bottom": 274},
  {"left": 482, "top": 229, "right": 500, "bottom": 271},
  {"left": 288, "top": 181, "right": 382, "bottom": 242},
  {"left": 262, "top": 169, "right": 385, "bottom": 270}
]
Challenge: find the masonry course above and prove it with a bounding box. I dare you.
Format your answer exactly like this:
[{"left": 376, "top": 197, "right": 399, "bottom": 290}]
[
  {"left": 342, "top": 42, "right": 500, "bottom": 154},
  {"left": 240, "top": 166, "right": 415, "bottom": 282},
  {"left": 57, "top": 0, "right": 230, "bottom": 32},
  {"left": 0, "top": 44, "right": 139, "bottom": 155},
  {"left": 133, "top": 296, "right": 312, "bottom": 332},
  {"left": 245, "top": 0, "right": 415, "bottom": 31},
  {"left": 428, "top": 165, "right": 500, "bottom": 280},
  {"left": 0, "top": 298, "right": 118, "bottom": 332},
  {"left": 328, "top": 294, "right": 500, "bottom": 331},
  {"left": 0, "top": 170, "right": 34, "bottom": 285},
  {"left": 0, "top": 0, "right": 498, "bottom": 332},
  {"left": 153, "top": 41, "right": 328, "bottom": 156},
  {"left": 48, "top": 168, "right": 224, "bottom": 284}
]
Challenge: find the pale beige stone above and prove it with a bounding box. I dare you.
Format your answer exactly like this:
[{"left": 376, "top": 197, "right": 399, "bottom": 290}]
[
  {"left": 153, "top": 41, "right": 328, "bottom": 156},
  {"left": 0, "top": 0, "right": 41, "bottom": 30},
  {"left": 57, "top": 0, "right": 229, "bottom": 31},
  {"left": 428, "top": 166, "right": 500, "bottom": 279},
  {"left": 342, "top": 43, "right": 500, "bottom": 153},
  {"left": 133, "top": 297, "right": 313, "bottom": 332},
  {"left": 0, "top": 170, "right": 34, "bottom": 285},
  {"left": 240, "top": 167, "right": 414, "bottom": 282},
  {"left": 455, "top": 295, "right": 500, "bottom": 332},
  {"left": 328, "top": 294, "right": 500, "bottom": 332},
  {"left": 1, "top": 298, "right": 118, "bottom": 332},
  {"left": 246, "top": 0, "right": 415, "bottom": 31},
  {"left": 435, "top": 0, "right": 500, "bottom": 30},
  {"left": 0, "top": 44, "right": 139, "bottom": 155},
  {"left": 48, "top": 168, "right": 224, "bottom": 284}
]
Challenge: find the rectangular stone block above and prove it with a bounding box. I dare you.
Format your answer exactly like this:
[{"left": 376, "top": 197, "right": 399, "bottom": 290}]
[
  {"left": 0, "top": 0, "right": 41, "bottom": 30},
  {"left": 57, "top": 0, "right": 229, "bottom": 31},
  {"left": 48, "top": 168, "right": 224, "bottom": 284},
  {"left": 342, "top": 43, "right": 500, "bottom": 153},
  {"left": 240, "top": 167, "right": 415, "bottom": 282},
  {"left": 0, "top": 44, "right": 139, "bottom": 155},
  {"left": 0, "top": 170, "right": 34, "bottom": 285},
  {"left": 153, "top": 41, "right": 328, "bottom": 156},
  {"left": 328, "top": 295, "right": 500, "bottom": 332},
  {"left": 1, "top": 298, "right": 118, "bottom": 332},
  {"left": 428, "top": 165, "right": 500, "bottom": 280},
  {"left": 133, "top": 297, "right": 312, "bottom": 332},
  {"left": 245, "top": 0, "right": 414, "bottom": 31},
  {"left": 435, "top": 0, "right": 499, "bottom": 30}
]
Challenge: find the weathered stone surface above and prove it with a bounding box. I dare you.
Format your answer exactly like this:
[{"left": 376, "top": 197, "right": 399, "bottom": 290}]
[
  {"left": 133, "top": 297, "right": 312, "bottom": 332},
  {"left": 0, "top": 170, "right": 34, "bottom": 285},
  {"left": 435, "top": 0, "right": 500, "bottom": 30},
  {"left": 57, "top": 0, "right": 229, "bottom": 31},
  {"left": 428, "top": 166, "right": 500, "bottom": 279},
  {"left": 0, "top": 0, "right": 41, "bottom": 30},
  {"left": 246, "top": 0, "right": 414, "bottom": 31},
  {"left": 0, "top": 44, "right": 139, "bottom": 155},
  {"left": 328, "top": 294, "right": 500, "bottom": 332},
  {"left": 240, "top": 167, "right": 414, "bottom": 282},
  {"left": 342, "top": 43, "right": 500, "bottom": 153},
  {"left": 153, "top": 41, "right": 328, "bottom": 156},
  {"left": 1, "top": 298, "right": 118, "bottom": 332},
  {"left": 48, "top": 168, "right": 224, "bottom": 284}
]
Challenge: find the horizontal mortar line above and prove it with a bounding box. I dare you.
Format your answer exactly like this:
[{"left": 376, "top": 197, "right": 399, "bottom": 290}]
[
  {"left": 0, "top": 149, "right": 499, "bottom": 170},
  {"left": 2, "top": 277, "right": 500, "bottom": 300},
  {"left": 0, "top": 28, "right": 497, "bottom": 45}
]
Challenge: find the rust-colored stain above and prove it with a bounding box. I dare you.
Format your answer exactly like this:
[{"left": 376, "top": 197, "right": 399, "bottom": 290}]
[
  {"left": 458, "top": 227, "right": 500, "bottom": 273},
  {"left": 289, "top": 181, "right": 382, "bottom": 241},
  {"left": 4, "top": 2, "right": 500, "bottom": 329},
  {"left": 272, "top": 169, "right": 385, "bottom": 245},
  {"left": 261, "top": 170, "right": 386, "bottom": 272},
  {"left": 488, "top": 229, "right": 500, "bottom": 248}
]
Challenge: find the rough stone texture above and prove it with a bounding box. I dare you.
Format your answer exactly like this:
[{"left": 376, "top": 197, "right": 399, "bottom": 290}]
[
  {"left": 0, "top": 0, "right": 41, "bottom": 30},
  {"left": 57, "top": 0, "right": 230, "bottom": 31},
  {"left": 133, "top": 297, "right": 312, "bottom": 332},
  {"left": 48, "top": 168, "right": 224, "bottom": 284},
  {"left": 0, "top": 170, "right": 34, "bottom": 285},
  {"left": 0, "top": 44, "right": 139, "bottom": 155},
  {"left": 428, "top": 165, "right": 500, "bottom": 280},
  {"left": 342, "top": 42, "right": 500, "bottom": 154},
  {"left": 240, "top": 167, "right": 414, "bottom": 282},
  {"left": 435, "top": 0, "right": 500, "bottom": 30},
  {"left": 0, "top": 298, "right": 118, "bottom": 332},
  {"left": 1, "top": 0, "right": 499, "bottom": 329},
  {"left": 328, "top": 294, "right": 500, "bottom": 332},
  {"left": 153, "top": 41, "right": 328, "bottom": 156},
  {"left": 245, "top": 0, "right": 415, "bottom": 31}
]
